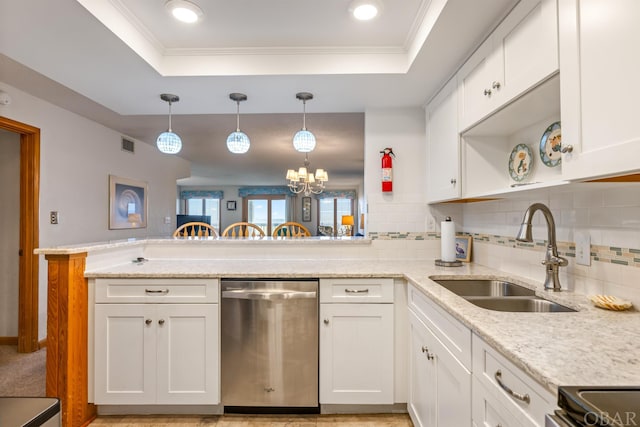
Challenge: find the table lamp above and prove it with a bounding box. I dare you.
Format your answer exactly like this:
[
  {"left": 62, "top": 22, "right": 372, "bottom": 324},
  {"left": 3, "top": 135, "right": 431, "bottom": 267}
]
[{"left": 341, "top": 215, "right": 354, "bottom": 236}]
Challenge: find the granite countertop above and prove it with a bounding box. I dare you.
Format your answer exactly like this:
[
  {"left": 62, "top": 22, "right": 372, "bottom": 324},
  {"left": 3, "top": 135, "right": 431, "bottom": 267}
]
[{"left": 84, "top": 258, "right": 640, "bottom": 396}]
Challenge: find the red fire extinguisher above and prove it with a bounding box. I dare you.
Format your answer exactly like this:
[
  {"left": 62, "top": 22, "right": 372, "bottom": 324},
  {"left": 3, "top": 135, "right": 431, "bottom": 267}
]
[{"left": 380, "top": 148, "right": 395, "bottom": 192}]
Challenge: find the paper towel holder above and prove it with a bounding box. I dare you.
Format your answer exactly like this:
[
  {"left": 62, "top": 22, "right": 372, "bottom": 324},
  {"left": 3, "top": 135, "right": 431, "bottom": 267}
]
[
  {"left": 435, "top": 216, "right": 463, "bottom": 267},
  {"left": 435, "top": 259, "right": 462, "bottom": 267}
]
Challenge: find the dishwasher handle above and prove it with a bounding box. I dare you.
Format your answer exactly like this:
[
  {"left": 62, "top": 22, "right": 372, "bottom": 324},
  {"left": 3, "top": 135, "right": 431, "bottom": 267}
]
[{"left": 222, "top": 289, "right": 317, "bottom": 300}]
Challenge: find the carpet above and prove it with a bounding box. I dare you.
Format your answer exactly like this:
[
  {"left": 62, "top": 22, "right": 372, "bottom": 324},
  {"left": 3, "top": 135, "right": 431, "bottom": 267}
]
[{"left": 0, "top": 344, "right": 46, "bottom": 397}]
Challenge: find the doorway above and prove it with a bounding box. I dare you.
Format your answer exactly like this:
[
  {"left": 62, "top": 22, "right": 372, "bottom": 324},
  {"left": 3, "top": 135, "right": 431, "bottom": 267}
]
[{"left": 0, "top": 116, "right": 40, "bottom": 353}]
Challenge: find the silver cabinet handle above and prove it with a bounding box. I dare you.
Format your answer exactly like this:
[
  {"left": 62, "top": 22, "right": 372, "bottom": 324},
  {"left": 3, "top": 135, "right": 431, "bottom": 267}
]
[
  {"left": 421, "top": 346, "right": 434, "bottom": 360},
  {"left": 484, "top": 89, "right": 492, "bottom": 96},
  {"left": 492, "top": 81, "right": 501, "bottom": 89},
  {"left": 561, "top": 145, "right": 573, "bottom": 153},
  {"left": 158, "top": 319, "right": 165, "bottom": 326},
  {"left": 324, "top": 318, "right": 329, "bottom": 325},
  {"left": 222, "top": 289, "right": 316, "bottom": 300},
  {"left": 345, "top": 288, "right": 369, "bottom": 294},
  {"left": 145, "top": 319, "right": 152, "bottom": 325},
  {"left": 495, "top": 370, "right": 530, "bottom": 404},
  {"left": 145, "top": 289, "right": 169, "bottom": 295}
]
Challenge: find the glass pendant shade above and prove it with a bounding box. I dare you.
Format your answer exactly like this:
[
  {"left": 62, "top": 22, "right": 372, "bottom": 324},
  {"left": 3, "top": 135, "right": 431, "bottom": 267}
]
[
  {"left": 227, "top": 93, "right": 250, "bottom": 154},
  {"left": 293, "top": 92, "right": 316, "bottom": 152},
  {"left": 157, "top": 93, "right": 182, "bottom": 154},
  {"left": 157, "top": 131, "right": 182, "bottom": 154},
  {"left": 293, "top": 129, "right": 316, "bottom": 152},
  {"left": 226, "top": 131, "right": 250, "bottom": 154}
]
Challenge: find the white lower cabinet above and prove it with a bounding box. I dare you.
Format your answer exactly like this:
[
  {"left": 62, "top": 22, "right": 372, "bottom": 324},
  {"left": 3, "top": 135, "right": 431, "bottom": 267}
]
[
  {"left": 407, "top": 285, "right": 472, "bottom": 427},
  {"left": 472, "top": 334, "right": 555, "bottom": 427},
  {"left": 93, "top": 278, "right": 219, "bottom": 405},
  {"left": 319, "top": 278, "right": 394, "bottom": 405}
]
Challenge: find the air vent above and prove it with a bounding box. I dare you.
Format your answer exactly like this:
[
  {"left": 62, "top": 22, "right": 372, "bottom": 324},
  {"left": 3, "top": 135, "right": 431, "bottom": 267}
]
[{"left": 121, "top": 137, "right": 135, "bottom": 153}]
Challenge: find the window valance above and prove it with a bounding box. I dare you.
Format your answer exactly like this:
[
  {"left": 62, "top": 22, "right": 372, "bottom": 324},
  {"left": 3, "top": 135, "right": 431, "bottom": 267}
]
[
  {"left": 238, "top": 186, "right": 291, "bottom": 197},
  {"left": 180, "top": 190, "right": 224, "bottom": 199},
  {"left": 316, "top": 190, "right": 357, "bottom": 199}
]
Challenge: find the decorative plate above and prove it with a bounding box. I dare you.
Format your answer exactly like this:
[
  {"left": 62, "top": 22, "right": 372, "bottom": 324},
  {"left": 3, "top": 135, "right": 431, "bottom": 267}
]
[
  {"left": 508, "top": 143, "right": 533, "bottom": 182},
  {"left": 539, "top": 121, "right": 562, "bottom": 167},
  {"left": 589, "top": 295, "right": 633, "bottom": 311}
]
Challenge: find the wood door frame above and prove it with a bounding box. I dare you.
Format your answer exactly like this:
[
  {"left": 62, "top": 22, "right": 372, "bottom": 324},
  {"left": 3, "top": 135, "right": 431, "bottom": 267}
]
[{"left": 0, "top": 116, "right": 40, "bottom": 353}]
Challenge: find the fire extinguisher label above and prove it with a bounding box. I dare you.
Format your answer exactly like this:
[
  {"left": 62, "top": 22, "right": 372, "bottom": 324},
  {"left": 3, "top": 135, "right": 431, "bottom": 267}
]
[{"left": 382, "top": 168, "right": 392, "bottom": 181}]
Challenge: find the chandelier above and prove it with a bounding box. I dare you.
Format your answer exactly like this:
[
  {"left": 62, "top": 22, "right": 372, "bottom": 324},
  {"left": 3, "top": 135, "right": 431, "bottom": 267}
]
[{"left": 286, "top": 154, "right": 328, "bottom": 196}]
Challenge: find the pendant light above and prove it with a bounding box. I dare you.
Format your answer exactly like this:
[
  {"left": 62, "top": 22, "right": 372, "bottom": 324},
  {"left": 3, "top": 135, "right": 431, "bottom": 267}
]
[
  {"left": 156, "top": 93, "right": 182, "bottom": 154},
  {"left": 226, "top": 93, "right": 250, "bottom": 154},
  {"left": 292, "top": 92, "right": 316, "bottom": 153}
]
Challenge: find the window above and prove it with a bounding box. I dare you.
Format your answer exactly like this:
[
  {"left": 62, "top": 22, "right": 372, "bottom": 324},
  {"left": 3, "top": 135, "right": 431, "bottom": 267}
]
[
  {"left": 180, "top": 191, "right": 224, "bottom": 233},
  {"left": 183, "top": 197, "right": 221, "bottom": 233},
  {"left": 244, "top": 195, "right": 286, "bottom": 236},
  {"left": 319, "top": 197, "right": 354, "bottom": 236}
]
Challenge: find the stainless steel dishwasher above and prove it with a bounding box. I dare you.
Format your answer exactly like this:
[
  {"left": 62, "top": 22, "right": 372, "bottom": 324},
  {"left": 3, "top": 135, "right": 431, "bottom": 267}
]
[{"left": 221, "top": 279, "right": 318, "bottom": 411}]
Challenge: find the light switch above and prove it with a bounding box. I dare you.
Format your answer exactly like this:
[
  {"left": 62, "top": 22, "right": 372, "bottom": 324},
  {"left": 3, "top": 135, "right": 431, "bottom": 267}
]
[
  {"left": 575, "top": 231, "right": 591, "bottom": 266},
  {"left": 164, "top": 216, "right": 171, "bottom": 224}
]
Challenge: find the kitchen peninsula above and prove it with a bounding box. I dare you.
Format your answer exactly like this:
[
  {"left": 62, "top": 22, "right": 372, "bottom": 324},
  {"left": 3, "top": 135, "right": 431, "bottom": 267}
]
[{"left": 36, "top": 237, "right": 640, "bottom": 427}]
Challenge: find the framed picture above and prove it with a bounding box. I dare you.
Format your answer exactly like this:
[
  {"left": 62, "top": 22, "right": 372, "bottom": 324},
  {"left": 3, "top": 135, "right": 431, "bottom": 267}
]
[
  {"left": 302, "top": 197, "right": 311, "bottom": 222},
  {"left": 109, "top": 175, "right": 147, "bottom": 229},
  {"left": 226, "top": 200, "right": 236, "bottom": 211},
  {"left": 455, "top": 235, "right": 472, "bottom": 262}
]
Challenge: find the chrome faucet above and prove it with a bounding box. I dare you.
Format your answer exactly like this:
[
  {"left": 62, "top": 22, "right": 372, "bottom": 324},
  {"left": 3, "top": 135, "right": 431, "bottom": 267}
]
[{"left": 516, "top": 203, "right": 568, "bottom": 291}]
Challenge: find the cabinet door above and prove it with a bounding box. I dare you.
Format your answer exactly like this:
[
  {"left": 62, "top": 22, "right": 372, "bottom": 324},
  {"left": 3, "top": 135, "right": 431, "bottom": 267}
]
[
  {"left": 408, "top": 310, "right": 471, "bottom": 427},
  {"left": 320, "top": 303, "right": 394, "bottom": 404},
  {"left": 427, "top": 77, "right": 460, "bottom": 202},
  {"left": 94, "top": 304, "right": 156, "bottom": 404},
  {"left": 458, "top": 39, "right": 497, "bottom": 131},
  {"left": 408, "top": 311, "right": 436, "bottom": 427},
  {"left": 156, "top": 304, "right": 219, "bottom": 404},
  {"left": 472, "top": 378, "right": 523, "bottom": 427},
  {"left": 458, "top": 0, "right": 558, "bottom": 132},
  {"left": 560, "top": 0, "right": 640, "bottom": 180},
  {"left": 493, "top": 0, "right": 558, "bottom": 104}
]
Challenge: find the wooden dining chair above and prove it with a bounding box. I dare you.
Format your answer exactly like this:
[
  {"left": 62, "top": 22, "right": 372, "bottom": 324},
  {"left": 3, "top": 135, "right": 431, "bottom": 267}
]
[
  {"left": 272, "top": 222, "right": 311, "bottom": 238},
  {"left": 222, "top": 222, "right": 265, "bottom": 238},
  {"left": 173, "top": 222, "right": 218, "bottom": 238}
]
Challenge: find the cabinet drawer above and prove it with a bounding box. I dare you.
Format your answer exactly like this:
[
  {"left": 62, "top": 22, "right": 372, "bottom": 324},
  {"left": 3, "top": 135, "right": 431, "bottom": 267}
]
[
  {"left": 472, "top": 334, "right": 555, "bottom": 427},
  {"left": 472, "top": 376, "right": 523, "bottom": 427},
  {"left": 95, "top": 278, "right": 219, "bottom": 303},
  {"left": 320, "top": 278, "right": 394, "bottom": 303},
  {"left": 408, "top": 284, "right": 472, "bottom": 370}
]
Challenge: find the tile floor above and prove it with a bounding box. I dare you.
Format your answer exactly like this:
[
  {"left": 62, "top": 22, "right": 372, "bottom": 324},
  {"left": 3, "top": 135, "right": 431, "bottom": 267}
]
[{"left": 89, "top": 413, "right": 414, "bottom": 426}]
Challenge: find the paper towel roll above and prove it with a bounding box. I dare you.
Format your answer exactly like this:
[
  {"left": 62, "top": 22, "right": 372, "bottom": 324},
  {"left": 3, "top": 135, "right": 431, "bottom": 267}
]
[{"left": 441, "top": 217, "right": 456, "bottom": 262}]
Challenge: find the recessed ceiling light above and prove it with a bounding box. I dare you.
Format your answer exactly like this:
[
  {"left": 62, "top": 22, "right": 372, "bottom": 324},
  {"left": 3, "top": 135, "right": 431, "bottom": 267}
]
[
  {"left": 165, "top": 0, "right": 203, "bottom": 24},
  {"left": 349, "top": 0, "right": 380, "bottom": 21}
]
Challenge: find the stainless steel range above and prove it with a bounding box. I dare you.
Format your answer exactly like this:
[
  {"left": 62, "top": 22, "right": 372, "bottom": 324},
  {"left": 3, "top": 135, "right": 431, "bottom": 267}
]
[
  {"left": 221, "top": 279, "right": 319, "bottom": 411},
  {"left": 546, "top": 386, "right": 640, "bottom": 427}
]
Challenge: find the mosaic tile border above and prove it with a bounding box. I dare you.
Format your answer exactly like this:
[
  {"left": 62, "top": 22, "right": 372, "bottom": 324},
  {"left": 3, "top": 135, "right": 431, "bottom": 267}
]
[{"left": 367, "top": 232, "right": 640, "bottom": 268}]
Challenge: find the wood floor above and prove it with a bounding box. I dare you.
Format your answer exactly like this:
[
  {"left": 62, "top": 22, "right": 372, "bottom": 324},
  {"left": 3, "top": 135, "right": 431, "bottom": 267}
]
[{"left": 89, "top": 413, "right": 414, "bottom": 426}]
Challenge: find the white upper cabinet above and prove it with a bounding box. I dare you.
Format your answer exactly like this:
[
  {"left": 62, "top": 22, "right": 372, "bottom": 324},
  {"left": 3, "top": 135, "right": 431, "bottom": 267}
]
[
  {"left": 426, "top": 77, "right": 460, "bottom": 203},
  {"left": 559, "top": 0, "right": 640, "bottom": 180},
  {"left": 458, "top": 0, "right": 559, "bottom": 132}
]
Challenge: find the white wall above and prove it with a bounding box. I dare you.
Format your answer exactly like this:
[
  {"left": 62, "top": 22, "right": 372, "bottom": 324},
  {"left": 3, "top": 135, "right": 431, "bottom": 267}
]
[
  {"left": 0, "top": 82, "right": 191, "bottom": 339},
  {"left": 0, "top": 130, "right": 20, "bottom": 336},
  {"left": 364, "top": 108, "right": 428, "bottom": 232}
]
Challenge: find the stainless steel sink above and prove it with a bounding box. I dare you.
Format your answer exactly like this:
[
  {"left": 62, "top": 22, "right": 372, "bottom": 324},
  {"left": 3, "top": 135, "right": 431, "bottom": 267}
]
[
  {"left": 465, "top": 297, "right": 576, "bottom": 312},
  {"left": 431, "top": 278, "right": 536, "bottom": 297}
]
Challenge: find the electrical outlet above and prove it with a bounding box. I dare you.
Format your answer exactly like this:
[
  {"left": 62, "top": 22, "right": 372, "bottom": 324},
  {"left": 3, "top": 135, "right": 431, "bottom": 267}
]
[
  {"left": 50, "top": 211, "right": 59, "bottom": 224},
  {"left": 575, "top": 231, "right": 591, "bottom": 266},
  {"left": 164, "top": 216, "right": 171, "bottom": 224}
]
